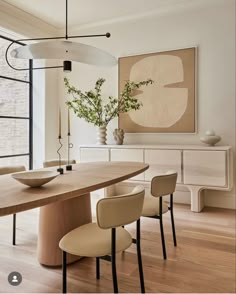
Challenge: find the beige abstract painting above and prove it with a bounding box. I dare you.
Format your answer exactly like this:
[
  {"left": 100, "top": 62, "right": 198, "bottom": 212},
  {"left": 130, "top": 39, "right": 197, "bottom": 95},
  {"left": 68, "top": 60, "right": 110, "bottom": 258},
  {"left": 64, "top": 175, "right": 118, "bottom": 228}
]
[{"left": 119, "top": 47, "right": 196, "bottom": 133}]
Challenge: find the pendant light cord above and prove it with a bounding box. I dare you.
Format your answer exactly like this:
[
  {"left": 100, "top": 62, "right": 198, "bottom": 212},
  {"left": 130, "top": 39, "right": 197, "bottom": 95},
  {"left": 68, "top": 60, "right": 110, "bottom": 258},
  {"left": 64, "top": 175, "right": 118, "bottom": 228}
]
[{"left": 66, "top": 0, "right": 68, "bottom": 39}]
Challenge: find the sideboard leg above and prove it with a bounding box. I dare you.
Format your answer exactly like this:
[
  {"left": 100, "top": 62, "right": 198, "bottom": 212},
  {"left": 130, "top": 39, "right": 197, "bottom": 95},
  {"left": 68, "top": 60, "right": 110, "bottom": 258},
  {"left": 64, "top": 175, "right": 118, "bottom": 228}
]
[{"left": 187, "top": 186, "right": 205, "bottom": 212}]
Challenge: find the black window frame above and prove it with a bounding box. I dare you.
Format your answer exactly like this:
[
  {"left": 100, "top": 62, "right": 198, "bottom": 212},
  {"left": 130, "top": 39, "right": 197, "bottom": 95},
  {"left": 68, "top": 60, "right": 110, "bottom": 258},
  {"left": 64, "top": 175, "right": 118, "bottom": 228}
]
[{"left": 0, "top": 34, "right": 33, "bottom": 170}]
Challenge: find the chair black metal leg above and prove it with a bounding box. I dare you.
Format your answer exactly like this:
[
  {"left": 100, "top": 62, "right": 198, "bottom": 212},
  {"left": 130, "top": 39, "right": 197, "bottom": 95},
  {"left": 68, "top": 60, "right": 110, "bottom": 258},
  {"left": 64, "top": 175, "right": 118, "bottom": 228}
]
[
  {"left": 136, "top": 219, "right": 145, "bottom": 293},
  {"left": 111, "top": 228, "right": 118, "bottom": 293},
  {"left": 12, "top": 214, "right": 16, "bottom": 245},
  {"left": 159, "top": 196, "right": 167, "bottom": 260},
  {"left": 96, "top": 257, "right": 100, "bottom": 279},
  {"left": 170, "top": 194, "right": 177, "bottom": 246},
  {"left": 62, "top": 251, "right": 67, "bottom": 294},
  {"left": 170, "top": 210, "right": 177, "bottom": 246},
  {"left": 159, "top": 216, "right": 167, "bottom": 260}
]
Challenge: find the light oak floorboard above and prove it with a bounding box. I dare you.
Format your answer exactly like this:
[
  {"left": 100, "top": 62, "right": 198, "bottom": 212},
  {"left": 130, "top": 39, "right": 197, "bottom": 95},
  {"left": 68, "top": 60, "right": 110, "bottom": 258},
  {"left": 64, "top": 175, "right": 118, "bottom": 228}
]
[{"left": 0, "top": 204, "right": 235, "bottom": 293}]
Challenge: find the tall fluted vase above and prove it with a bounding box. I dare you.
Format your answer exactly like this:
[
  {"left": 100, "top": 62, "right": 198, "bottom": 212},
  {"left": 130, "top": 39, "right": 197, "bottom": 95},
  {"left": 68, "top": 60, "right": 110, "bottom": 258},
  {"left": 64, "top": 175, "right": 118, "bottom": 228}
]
[{"left": 97, "top": 125, "right": 107, "bottom": 145}]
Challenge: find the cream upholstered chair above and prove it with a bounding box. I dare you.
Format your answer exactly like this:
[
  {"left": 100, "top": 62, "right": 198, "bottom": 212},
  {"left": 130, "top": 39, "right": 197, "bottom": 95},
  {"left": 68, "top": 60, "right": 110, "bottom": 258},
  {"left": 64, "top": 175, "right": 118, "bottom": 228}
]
[
  {"left": 59, "top": 186, "right": 145, "bottom": 294},
  {"left": 141, "top": 172, "right": 177, "bottom": 260},
  {"left": 0, "top": 165, "right": 26, "bottom": 245},
  {"left": 43, "top": 159, "right": 76, "bottom": 168}
]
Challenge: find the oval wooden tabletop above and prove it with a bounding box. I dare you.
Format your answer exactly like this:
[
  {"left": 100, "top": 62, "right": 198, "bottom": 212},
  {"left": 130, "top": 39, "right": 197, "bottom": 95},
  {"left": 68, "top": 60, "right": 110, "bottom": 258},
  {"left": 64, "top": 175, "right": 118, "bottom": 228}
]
[{"left": 0, "top": 161, "right": 149, "bottom": 217}]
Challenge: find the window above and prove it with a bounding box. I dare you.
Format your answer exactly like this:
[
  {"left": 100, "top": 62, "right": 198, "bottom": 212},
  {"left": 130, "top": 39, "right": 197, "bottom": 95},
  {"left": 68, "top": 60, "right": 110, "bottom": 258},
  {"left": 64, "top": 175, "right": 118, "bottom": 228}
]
[{"left": 0, "top": 32, "right": 33, "bottom": 169}]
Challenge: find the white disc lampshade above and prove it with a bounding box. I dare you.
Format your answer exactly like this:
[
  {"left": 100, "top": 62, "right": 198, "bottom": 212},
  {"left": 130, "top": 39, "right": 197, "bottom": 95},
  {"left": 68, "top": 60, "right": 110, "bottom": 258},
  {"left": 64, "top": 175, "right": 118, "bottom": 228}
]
[{"left": 11, "top": 40, "right": 117, "bottom": 67}]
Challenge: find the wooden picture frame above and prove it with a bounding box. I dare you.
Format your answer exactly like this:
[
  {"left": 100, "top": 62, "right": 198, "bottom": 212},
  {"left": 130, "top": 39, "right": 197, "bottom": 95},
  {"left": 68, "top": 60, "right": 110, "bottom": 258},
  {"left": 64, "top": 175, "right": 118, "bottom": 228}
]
[{"left": 118, "top": 47, "right": 197, "bottom": 133}]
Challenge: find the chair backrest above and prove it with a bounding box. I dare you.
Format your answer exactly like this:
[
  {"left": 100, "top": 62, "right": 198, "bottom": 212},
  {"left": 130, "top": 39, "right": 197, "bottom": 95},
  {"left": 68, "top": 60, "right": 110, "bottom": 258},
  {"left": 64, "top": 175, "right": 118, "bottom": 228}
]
[
  {"left": 151, "top": 172, "right": 177, "bottom": 197},
  {"left": 96, "top": 185, "right": 145, "bottom": 229},
  {"left": 0, "top": 165, "right": 26, "bottom": 176},
  {"left": 43, "top": 159, "right": 76, "bottom": 168}
]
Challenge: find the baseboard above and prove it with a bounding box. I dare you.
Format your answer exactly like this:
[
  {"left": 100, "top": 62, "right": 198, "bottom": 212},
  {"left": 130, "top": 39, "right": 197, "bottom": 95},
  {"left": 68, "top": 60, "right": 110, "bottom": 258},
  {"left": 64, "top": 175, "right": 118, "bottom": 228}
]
[{"left": 204, "top": 192, "right": 236, "bottom": 209}]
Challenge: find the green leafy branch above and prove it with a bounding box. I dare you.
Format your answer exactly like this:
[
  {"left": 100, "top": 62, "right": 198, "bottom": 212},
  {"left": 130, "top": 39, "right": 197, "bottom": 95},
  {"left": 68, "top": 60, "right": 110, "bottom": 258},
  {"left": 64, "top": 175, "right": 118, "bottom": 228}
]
[{"left": 64, "top": 77, "right": 153, "bottom": 127}]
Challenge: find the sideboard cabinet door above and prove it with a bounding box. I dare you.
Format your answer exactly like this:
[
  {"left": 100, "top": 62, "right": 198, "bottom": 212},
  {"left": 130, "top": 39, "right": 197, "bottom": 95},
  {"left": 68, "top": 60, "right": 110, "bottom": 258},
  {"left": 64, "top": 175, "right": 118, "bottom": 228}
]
[
  {"left": 80, "top": 148, "right": 109, "bottom": 162},
  {"left": 183, "top": 150, "right": 227, "bottom": 187},
  {"left": 110, "top": 149, "right": 144, "bottom": 181},
  {"left": 144, "top": 149, "right": 182, "bottom": 183}
]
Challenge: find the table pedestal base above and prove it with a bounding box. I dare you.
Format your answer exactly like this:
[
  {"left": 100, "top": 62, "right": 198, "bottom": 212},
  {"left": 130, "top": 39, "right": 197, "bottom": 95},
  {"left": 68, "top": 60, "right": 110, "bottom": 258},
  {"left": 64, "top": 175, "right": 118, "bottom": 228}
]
[{"left": 37, "top": 193, "right": 91, "bottom": 266}]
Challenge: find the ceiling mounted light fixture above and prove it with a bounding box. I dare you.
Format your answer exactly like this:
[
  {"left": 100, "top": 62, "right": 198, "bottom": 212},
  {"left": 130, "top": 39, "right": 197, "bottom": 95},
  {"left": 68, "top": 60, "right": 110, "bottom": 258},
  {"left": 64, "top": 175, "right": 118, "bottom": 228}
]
[{"left": 5, "top": 0, "right": 117, "bottom": 72}]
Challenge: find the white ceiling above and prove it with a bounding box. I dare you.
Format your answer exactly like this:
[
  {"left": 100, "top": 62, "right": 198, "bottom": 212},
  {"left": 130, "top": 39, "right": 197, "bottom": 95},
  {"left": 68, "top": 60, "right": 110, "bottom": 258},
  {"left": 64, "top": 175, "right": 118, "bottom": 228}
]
[{"left": 3, "top": 0, "right": 199, "bottom": 29}]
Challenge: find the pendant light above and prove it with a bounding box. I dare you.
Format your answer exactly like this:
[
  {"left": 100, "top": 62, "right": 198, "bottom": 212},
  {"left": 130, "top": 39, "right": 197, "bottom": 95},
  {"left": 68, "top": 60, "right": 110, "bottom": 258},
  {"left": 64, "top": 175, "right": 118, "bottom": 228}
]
[{"left": 5, "top": 0, "right": 117, "bottom": 72}]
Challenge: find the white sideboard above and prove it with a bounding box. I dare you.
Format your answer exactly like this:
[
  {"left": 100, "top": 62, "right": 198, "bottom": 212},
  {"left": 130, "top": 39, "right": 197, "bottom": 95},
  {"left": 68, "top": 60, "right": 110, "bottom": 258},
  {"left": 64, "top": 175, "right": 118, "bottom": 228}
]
[{"left": 79, "top": 145, "right": 233, "bottom": 212}]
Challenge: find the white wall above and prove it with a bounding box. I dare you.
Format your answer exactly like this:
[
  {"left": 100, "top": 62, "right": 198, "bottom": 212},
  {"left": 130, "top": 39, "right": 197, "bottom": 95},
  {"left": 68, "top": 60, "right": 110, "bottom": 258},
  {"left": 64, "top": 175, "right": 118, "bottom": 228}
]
[
  {"left": 59, "top": 0, "right": 235, "bottom": 208},
  {"left": 0, "top": 0, "right": 57, "bottom": 39},
  {"left": 32, "top": 61, "right": 45, "bottom": 168},
  {"left": 44, "top": 60, "right": 63, "bottom": 161}
]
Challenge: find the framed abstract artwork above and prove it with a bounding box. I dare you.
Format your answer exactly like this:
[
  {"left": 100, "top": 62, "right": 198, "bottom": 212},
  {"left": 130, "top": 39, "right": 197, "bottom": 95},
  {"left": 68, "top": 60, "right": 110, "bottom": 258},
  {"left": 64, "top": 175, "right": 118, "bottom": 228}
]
[{"left": 118, "top": 47, "right": 196, "bottom": 133}]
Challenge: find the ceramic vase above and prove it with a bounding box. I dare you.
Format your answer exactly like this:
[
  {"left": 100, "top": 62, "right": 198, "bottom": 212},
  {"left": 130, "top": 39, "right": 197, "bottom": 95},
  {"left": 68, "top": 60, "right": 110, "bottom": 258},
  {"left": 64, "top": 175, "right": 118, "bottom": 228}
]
[
  {"left": 200, "top": 130, "right": 221, "bottom": 146},
  {"left": 97, "top": 126, "right": 107, "bottom": 145},
  {"left": 113, "top": 128, "right": 124, "bottom": 145}
]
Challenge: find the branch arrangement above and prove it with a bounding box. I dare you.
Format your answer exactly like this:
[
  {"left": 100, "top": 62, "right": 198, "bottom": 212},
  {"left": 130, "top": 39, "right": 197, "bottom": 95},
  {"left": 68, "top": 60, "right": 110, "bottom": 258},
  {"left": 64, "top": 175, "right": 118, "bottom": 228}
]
[{"left": 64, "top": 77, "right": 153, "bottom": 127}]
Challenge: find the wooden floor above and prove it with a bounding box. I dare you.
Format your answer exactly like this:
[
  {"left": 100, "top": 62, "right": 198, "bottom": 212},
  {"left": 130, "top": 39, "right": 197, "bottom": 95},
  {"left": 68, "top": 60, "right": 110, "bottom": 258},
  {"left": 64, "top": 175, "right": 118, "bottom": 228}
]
[{"left": 0, "top": 203, "right": 235, "bottom": 293}]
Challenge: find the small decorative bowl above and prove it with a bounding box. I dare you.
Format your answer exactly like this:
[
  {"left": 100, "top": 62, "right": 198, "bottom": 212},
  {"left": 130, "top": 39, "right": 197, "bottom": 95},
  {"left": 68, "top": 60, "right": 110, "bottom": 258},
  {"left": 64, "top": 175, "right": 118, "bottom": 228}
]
[{"left": 11, "top": 170, "right": 59, "bottom": 188}]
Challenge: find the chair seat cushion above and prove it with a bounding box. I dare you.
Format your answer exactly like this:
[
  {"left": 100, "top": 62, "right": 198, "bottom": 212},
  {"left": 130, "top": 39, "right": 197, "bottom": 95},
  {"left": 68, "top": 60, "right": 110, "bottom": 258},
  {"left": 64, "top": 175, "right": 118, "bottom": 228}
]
[
  {"left": 142, "top": 196, "right": 169, "bottom": 217},
  {"left": 59, "top": 223, "right": 132, "bottom": 257}
]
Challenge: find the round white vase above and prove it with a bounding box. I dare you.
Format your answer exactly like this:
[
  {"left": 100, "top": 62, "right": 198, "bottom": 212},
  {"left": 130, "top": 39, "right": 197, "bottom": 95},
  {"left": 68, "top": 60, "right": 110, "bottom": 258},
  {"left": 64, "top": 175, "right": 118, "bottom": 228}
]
[
  {"left": 97, "top": 126, "right": 107, "bottom": 145},
  {"left": 200, "top": 130, "right": 221, "bottom": 146}
]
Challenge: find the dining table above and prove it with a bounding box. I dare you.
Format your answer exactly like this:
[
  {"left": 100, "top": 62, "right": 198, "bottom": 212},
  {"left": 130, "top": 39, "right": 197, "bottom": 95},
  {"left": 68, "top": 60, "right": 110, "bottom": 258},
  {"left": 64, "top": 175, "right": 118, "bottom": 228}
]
[{"left": 0, "top": 161, "right": 149, "bottom": 266}]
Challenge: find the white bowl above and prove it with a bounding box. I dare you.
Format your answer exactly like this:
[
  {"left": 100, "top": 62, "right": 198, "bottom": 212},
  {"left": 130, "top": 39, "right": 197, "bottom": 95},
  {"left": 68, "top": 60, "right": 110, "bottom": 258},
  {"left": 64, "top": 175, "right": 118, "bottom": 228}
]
[{"left": 12, "top": 170, "right": 60, "bottom": 187}]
